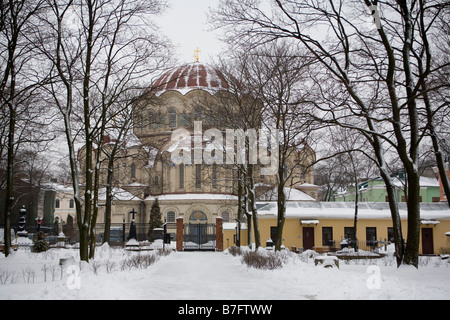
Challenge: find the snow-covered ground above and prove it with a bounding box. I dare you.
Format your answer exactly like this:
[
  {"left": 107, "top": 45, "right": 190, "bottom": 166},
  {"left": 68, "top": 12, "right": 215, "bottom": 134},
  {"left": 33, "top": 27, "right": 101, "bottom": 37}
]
[{"left": 1, "top": 244, "right": 449, "bottom": 300}]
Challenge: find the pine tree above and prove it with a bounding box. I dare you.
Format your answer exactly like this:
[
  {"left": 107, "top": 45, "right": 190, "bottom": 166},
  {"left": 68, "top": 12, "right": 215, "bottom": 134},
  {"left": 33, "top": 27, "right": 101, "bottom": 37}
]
[{"left": 147, "top": 198, "right": 162, "bottom": 242}]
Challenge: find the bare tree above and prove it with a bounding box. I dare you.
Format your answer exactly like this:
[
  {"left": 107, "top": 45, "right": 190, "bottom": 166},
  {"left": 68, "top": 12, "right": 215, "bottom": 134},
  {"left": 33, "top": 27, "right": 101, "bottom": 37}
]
[
  {"left": 201, "top": 55, "right": 266, "bottom": 249},
  {"left": 38, "top": 0, "right": 171, "bottom": 261},
  {"left": 211, "top": 0, "right": 450, "bottom": 267},
  {"left": 0, "top": 0, "right": 47, "bottom": 256},
  {"left": 255, "top": 42, "right": 315, "bottom": 251}
]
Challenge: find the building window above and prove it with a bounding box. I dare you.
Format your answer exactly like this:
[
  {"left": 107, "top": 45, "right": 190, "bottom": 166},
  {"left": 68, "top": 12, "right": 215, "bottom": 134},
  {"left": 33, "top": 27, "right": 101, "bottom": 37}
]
[
  {"left": 195, "top": 164, "right": 202, "bottom": 188},
  {"left": 55, "top": 198, "right": 60, "bottom": 208},
  {"left": 387, "top": 227, "right": 394, "bottom": 243},
  {"left": 69, "top": 199, "right": 74, "bottom": 208},
  {"left": 270, "top": 226, "right": 278, "bottom": 245},
  {"left": 322, "top": 227, "right": 333, "bottom": 246},
  {"left": 177, "top": 112, "right": 187, "bottom": 127},
  {"left": 156, "top": 114, "right": 164, "bottom": 128},
  {"left": 148, "top": 112, "right": 154, "bottom": 129},
  {"left": 194, "top": 108, "right": 202, "bottom": 121},
  {"left": 131, "top": 163, "right": 136, "bottom": 179},
  {"left": 212, "top": 164, "right": 217, "bottom": 189},
  {"left": 168, "top": 109, "right": 176, "bottom": 128},
  {"left": 222, "top": 211, "right": 230, "bottom": 222},
  {"left": 366, "top": 227, "right": 377, "bottom": 246},
  {"left": 179, "top": 164, "right": 185, "bottom": 189},
  {"left": 189, "top": 211, "right": 207, "bottom": 222},
  {"left": 167, "top": 211, "right": 175, "bottom": 223},
  {"left": 344, "top": 227, "right": 355, "bottom": 240}
]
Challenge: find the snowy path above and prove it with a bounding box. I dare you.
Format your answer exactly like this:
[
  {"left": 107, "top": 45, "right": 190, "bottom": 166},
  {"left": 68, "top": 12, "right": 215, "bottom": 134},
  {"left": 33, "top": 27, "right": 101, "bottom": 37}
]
[{"left": 102, "top": 251, "right": 313, "bottom": 300}]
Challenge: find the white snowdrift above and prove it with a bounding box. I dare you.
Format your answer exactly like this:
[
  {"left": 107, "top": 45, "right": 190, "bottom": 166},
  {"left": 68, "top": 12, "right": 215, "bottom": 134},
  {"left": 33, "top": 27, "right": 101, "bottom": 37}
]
[{"left": 0, "top": 246, "right": 449, "bottom": 300}]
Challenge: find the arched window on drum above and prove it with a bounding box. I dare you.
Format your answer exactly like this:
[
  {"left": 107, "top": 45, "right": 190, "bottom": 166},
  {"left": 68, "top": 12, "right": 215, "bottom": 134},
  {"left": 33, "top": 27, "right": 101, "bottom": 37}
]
[{"left": 168, "top": 108, "right": 177, "bottom": 128}]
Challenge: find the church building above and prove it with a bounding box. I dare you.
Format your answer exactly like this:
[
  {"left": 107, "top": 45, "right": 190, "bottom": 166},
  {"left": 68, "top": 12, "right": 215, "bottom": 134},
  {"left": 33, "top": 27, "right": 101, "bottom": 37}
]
[{"left": 83, "top": 60, "right": 317, "bottom": 248}]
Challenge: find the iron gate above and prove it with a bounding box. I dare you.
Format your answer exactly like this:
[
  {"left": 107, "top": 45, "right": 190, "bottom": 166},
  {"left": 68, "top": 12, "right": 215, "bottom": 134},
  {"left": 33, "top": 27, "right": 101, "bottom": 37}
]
[{"left": 183, "top": 223, "right": 216, "bottom": 251}]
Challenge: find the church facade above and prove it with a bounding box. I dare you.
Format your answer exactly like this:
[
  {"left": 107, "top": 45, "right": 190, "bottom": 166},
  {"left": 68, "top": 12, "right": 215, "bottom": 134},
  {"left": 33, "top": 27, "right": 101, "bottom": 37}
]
[{"left": 80, "top": 62, "right": 317, "bottom": 245}]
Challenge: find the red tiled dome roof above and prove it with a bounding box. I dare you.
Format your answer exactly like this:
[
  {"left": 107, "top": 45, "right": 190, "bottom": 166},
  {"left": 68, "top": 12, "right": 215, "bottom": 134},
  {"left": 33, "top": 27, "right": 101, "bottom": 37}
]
[{"left": 151, "top": 63, "right": 229, "bottom": 95}]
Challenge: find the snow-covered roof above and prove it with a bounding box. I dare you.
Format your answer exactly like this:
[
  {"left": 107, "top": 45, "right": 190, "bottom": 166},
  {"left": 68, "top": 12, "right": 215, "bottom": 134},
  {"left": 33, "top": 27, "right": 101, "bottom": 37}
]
[
  {"left": 255, "top": 201, "right": 450, "bottom": 221},
  {"left": 98, "top": 188, "right": 141, "bottom": 201},
  {"left": 150, "top": 63, "right": 229, "bottom": 96},
  {"left": 259, "top": 187, "right": 315, "bottom": 202},
  {"left": 421, "top": 220, "right": 440, "bottom": 225},
  {"left": 43, "top": 183, "right": 74, "bottom": 193},
  {"left": 295, "top": 183, "right": 320, "bottom": 189},
  {"left": 392, "top": 176, "right": 440, "bottom": 188},
  {"left": 145, "top": 193, "right": 238, "bottom": 201},
  {"left": 223, "top": 222, "right": 248, "bottom": 230}
]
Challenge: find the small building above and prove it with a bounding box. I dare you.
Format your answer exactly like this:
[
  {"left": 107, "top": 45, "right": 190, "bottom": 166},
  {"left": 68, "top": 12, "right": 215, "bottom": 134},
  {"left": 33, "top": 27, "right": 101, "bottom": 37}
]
[
  {"left": 222, "top": 202, "right": 450, "bottom": 255},
  {"left": 332, "top": 176, "right": 441, "bottom": 203}
]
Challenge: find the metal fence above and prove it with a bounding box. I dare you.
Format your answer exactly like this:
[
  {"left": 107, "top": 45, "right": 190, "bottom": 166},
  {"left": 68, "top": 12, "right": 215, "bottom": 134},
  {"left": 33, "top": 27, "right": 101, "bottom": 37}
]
[{"left": 183, "top": 223, "right": 216, "bottom": 250}]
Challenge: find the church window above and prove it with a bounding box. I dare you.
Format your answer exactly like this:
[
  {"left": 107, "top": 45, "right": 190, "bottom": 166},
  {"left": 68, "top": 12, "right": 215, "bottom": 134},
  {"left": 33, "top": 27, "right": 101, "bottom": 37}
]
[
  {"left": 212, "top": 164, "right": 217, "bottom": 188},
  {"left": 177, "top": 112, "right": 187, "bottom": 127},
  {"left": 189, "top": 211, "right": 207, "bottom": 222},
  {"left": 222, "top": 211, "right": 230, "bottom": 222},
  {"left": 194, "top": 108, "right": 202, "bottom": 121},
  {"left": 148, "top": 112, "right": 154, "bottom": 129},
  {"left": 131, "top": 163, "right": 136, "bottom": 179},
  {"left": 195, "top": 164, "right": 202, "bottom": 188},
  {"left": 168, "top": 109, "right": 176, "bottom": 128},
  {"left": 167, "top": 211, "right": 175, "bottom": 223},
  {"left": 159, "top": 115, "right": 165, "bottom": 128},
  {"left": 69, "top": 199, "right": 74, "bottom": 208},
  {"left": 55, "top": 198, "right": 60, "bottom": 208},
  {"left": 179, "top": 164, "right": 185, "bottom": 189}
]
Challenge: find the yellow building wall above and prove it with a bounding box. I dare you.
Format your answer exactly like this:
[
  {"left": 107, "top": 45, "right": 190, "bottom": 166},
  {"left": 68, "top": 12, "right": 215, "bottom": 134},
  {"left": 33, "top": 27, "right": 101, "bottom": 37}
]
[{"left": 223, "top": 218, "right": 450, "bottom": 255}]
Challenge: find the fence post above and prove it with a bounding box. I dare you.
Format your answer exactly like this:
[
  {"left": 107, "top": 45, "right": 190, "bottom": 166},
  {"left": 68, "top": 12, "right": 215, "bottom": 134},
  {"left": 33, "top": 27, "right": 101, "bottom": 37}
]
[
  {"left": 216, "top": 217, "right": 223, "bottom": 251},
  {"left": 176, "top": 217, "right": 184, "bottom": 251}
]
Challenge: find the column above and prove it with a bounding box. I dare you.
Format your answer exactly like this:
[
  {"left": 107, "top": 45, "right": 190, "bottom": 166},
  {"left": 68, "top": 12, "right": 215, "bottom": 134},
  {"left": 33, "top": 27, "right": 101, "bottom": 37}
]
[
  {"left": 216, "top": 217, "right": 223, "bottom": 251},
  {"left": 176, "top": 217, "right": 184, "bottom": 251}
]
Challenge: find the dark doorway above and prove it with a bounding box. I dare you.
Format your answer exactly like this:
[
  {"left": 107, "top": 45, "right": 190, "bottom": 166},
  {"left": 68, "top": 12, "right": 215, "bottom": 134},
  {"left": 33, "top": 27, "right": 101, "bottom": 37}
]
[
  {"left": 421, "top": 228, "right": 434, "bottom": 254},
  {"left": 303, "top": 227, "right": 314, "bottom": 250},
  {"left": 270, "top": 226, "right": 277, "bottom": 244}
]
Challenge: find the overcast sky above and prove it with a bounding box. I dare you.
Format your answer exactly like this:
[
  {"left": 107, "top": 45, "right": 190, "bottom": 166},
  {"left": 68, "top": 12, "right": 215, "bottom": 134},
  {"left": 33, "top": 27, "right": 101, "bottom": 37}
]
[{"left": 154, "top": 0, "right": 225, "bottom": 64}]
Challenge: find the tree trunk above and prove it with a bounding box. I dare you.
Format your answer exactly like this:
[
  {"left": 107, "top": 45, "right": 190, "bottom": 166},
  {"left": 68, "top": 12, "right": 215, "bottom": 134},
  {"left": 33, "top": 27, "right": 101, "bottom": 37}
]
[
  {"left": 275, "top": 171, "right": 286, "bottom": 251},
  {"left": 247, "top": 164, "right": 260, "bottom": 249},
  {"left": 3, "top": 106, "right": 15, "bottom": 257},
  {"left": 103, "top": 162, "right": 114, "bottom": 244},
  {"left": 403, "top": 172, "right": 421, "bottom": 267},
  {"left": 353, "top": 177, "right": 359, "bottom": 251},
  {"left": 236, "top": 168, "right": 243, "bottom": 247}
]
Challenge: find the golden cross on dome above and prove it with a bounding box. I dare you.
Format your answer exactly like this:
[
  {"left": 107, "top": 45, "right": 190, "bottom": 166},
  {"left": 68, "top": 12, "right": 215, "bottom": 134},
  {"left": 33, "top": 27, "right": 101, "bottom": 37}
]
[{"left": 194, "top": 47, "right": 201, "bottom": 62}]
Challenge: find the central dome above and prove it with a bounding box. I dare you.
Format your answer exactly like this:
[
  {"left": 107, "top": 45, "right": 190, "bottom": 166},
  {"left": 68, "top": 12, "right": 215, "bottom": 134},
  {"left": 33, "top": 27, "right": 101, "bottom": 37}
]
[{"left": 151, "top": 63, "right": 229, "bottom": 95}]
